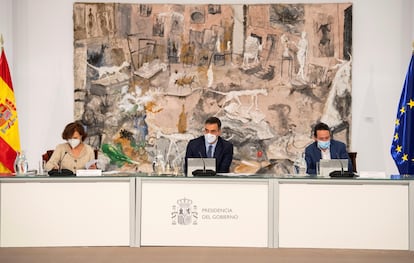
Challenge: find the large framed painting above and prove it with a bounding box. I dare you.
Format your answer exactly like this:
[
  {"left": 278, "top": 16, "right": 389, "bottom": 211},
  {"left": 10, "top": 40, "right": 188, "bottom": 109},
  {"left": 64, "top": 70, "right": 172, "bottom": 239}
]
[{"left": 73, "top": 3, "right": 352, "bottom": 174}]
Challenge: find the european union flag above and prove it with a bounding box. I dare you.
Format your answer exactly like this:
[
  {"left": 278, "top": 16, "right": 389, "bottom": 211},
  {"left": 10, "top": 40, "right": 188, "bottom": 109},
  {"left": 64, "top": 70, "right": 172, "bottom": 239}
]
[{"left": 391, "top": 53, "right": 414, "bottom": 175}]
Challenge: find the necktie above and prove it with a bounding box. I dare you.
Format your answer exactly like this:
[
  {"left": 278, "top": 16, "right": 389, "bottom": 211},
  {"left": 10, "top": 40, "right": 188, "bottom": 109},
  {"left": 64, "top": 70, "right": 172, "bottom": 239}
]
[{"left": 207, "top": 145, "right": 213, "bottom": 158}]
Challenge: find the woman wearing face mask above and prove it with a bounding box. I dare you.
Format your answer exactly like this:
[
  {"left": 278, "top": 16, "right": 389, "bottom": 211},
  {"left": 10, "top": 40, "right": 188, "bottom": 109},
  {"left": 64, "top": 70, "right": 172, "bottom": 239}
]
[
  {"left": 184, "top": 117, "right": 234, "bottom": 175},
  {"left": 304, "top": 122, "right": 352, "bottom": 175},
  {"left": 45, "top": 121, "right": 96, "bottom": 174}
]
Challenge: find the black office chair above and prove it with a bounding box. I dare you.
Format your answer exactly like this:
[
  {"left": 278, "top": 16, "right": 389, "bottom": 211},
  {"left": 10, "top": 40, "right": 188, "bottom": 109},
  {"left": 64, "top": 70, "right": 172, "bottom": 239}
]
[{"left": 348, "top": 152, "right": 357, "bottom": 173}]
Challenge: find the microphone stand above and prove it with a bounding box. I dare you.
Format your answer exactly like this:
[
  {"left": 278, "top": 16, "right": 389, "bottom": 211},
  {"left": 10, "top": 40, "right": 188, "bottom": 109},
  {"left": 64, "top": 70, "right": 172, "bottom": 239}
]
[
  {"left": 58, "top": 151, "right": 67, "bottom": 174},
  {"left": 329, "top": 153, "right": 354, "bottom": 178},
  {"left": 192, "top": 152, "right": 216, "bottom": 176},
  {"left": 48, "top": 151, "right": 74, "bottom": 176}
]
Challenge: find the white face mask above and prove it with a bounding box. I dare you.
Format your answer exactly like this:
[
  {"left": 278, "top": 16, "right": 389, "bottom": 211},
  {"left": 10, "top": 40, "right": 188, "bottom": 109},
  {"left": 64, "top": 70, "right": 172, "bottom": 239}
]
[
  {"left": 204, "top": 133, "right": 217, "bottom": 144},
  {"left": 68, "top": 138, "right": 81, "bottom": 149}
]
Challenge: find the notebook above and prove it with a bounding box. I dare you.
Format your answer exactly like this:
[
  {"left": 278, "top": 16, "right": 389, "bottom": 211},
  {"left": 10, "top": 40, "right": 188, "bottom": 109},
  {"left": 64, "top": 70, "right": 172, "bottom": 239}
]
[
  {"left": 187, "top": 158, "right": 216, "bottom": 177},
  {"left": 319, "top": 159, "right": 348, "bottom": 177}
]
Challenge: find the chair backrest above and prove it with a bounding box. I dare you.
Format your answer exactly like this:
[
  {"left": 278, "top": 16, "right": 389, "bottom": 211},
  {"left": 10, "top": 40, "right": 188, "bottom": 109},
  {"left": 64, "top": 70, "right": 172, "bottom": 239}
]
[
  {"left": 42, "top": 149, "right": 99, "bottom": 163},
  {"left": 347, "top": 152, "right": 357, "bottom": 172},
  {"left": 42, "top": 150, "right": 54, "bottom": 162}
]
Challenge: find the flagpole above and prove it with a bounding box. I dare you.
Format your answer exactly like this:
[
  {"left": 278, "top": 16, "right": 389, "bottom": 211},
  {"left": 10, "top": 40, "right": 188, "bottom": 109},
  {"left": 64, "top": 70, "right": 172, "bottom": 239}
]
[{"left": 0, "top": 34, "right": 3, "bottom": 52}]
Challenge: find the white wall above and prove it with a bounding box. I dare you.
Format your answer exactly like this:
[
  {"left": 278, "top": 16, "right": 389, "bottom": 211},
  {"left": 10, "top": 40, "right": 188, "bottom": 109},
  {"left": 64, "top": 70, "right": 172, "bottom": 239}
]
[
  {"left": 3, "top": 0, "right": 414, "bottom": 175},
  {"left": 0, "top": 0, "right": 13, "bottom": 71}
]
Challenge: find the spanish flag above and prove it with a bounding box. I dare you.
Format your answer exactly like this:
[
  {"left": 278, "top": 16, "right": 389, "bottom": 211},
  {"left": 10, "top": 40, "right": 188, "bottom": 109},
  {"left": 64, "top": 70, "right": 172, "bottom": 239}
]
[{"left": 0, "top": 37, "right": 20, "bottom": 173}]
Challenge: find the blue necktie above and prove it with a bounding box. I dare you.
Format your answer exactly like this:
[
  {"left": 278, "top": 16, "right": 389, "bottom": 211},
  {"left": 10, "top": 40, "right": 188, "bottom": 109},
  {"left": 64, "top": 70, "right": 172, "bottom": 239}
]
[{"left": 207, "top": 145, "right": 213, "bottom": 158}]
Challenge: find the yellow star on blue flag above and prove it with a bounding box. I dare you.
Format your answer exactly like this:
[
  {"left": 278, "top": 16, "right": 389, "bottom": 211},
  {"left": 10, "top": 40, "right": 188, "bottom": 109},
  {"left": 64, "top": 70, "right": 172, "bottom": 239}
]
[{"left": 391, "top": 52, "right": 414, "bottom": 175}]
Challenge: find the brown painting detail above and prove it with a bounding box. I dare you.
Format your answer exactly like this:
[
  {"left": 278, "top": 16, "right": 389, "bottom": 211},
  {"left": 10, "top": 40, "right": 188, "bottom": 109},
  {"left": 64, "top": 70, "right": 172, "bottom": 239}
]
[{"left": 73, "top": 3, "right": 353, "bottom": 174}]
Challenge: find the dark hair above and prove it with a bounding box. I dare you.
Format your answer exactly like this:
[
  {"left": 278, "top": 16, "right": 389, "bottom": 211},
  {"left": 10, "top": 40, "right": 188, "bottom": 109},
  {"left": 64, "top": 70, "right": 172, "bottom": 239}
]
[
  {"left": 62, "top": 121, "right": 87, "bottom": 141},
  {"left": 313, "top": 122, "right": 330, "bottom": 137},
  {"left": 205, "top": 117, "right": 221, "bottom": 129}
]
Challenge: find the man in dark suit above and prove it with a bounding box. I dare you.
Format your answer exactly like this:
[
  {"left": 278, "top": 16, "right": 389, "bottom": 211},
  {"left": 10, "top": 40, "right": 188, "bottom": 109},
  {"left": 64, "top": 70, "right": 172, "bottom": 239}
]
[
  {"left": 305, "top": 122, "right": 353, "bottom": 174},
  {"left": 185, "top": 117, "right": 233, "bottom": 174}
]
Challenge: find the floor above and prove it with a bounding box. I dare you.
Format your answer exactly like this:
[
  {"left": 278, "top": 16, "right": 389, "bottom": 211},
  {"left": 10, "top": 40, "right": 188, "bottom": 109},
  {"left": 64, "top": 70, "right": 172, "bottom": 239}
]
[{"left": 0, "top": 247, "right": 413, "bottom": 263}]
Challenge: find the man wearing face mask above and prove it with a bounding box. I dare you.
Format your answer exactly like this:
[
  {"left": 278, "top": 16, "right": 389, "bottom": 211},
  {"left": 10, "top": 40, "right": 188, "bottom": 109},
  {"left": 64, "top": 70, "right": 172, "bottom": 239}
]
[
  {"left": 45, "top": 121, "right": 96, "bottom": 174},
  {"left": 185, "top": 117, "right": 233, "bottom": 174},
  {"left": 304, "top": 122, "right": 352, "bottom": 174}
]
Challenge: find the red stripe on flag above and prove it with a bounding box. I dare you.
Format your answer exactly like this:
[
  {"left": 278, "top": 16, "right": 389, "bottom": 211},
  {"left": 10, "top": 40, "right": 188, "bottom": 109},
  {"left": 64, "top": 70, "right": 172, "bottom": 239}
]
[
  {"left": 0, "top": 136, "right": 17, "bottom": 172},
  {"left": 0, "top": 50, "right": 13, "bottom": 91}
]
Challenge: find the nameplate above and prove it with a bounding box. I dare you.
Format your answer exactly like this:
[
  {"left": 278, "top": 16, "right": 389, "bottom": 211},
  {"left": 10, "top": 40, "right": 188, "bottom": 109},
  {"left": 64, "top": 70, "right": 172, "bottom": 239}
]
[
  {"left": 76, "top": 169, "right": 102, "bottom": 176},
  {"left": 358, "top": 171, "right": 386, "bottom": 179}
]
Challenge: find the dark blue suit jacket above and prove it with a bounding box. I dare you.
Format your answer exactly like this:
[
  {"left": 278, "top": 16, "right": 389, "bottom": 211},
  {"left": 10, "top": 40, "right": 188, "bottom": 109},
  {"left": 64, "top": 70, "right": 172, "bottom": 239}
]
[
  {"left": 185, "top": 136, "right": 233, "bottom": 174},
  {"left": 304, "top": 139, "right": 353, "bottom": 175}
]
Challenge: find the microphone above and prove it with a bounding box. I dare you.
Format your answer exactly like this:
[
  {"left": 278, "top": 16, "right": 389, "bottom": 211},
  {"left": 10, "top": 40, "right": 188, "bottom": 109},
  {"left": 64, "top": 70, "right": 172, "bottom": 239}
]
[
  {"left": 329, "top": 153, "right": 354, "bottom": 178},
  {"left": 58, "top": 151, "right": 68, "bottom": 173},
  {"left": 48, "top": 151, "right": 74, "bottom": 176},
  {"left": 192, "top": 152, "right": 216, "bottom": 176}
]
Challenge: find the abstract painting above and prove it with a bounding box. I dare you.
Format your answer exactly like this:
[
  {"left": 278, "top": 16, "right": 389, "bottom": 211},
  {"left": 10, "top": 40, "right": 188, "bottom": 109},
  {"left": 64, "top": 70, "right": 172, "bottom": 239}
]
[{"left": 73, "top": 3, "right": 352, "bottom": 174}]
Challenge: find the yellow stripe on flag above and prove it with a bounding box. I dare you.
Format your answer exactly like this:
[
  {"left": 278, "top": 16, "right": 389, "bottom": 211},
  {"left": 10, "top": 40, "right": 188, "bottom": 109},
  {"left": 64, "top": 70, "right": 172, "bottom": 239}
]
[{"left": 0, "top": 78, "right": 20, "bottom": 150}]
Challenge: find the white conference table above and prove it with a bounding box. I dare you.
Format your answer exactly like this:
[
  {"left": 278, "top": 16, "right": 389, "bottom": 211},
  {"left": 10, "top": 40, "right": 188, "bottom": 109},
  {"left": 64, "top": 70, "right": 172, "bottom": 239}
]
[{"left": 0, "top": 173, "right": 413, "bottom": 250}]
